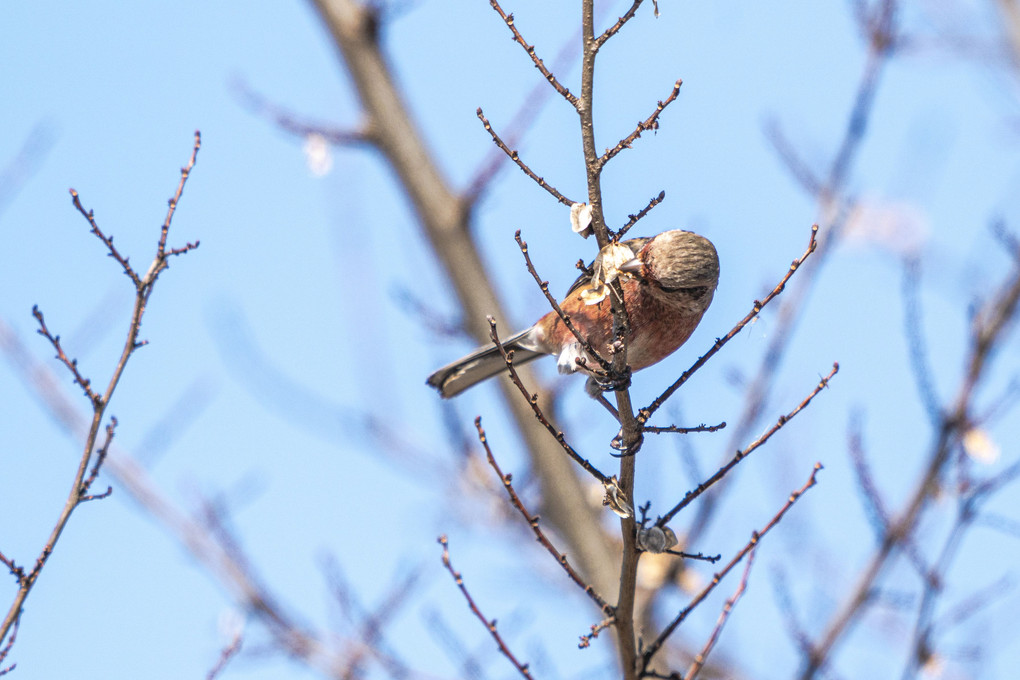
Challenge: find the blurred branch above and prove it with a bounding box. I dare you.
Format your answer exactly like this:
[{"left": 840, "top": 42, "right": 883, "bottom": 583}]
[
  {"left": 901, "top": 458, "right": 1020, "bottom": 678},
  {"left": 233, "top": 78, "right": 372, "bottom": 146},
  {"left": 800, "top": 250, "right": 1020, "bottom": 678},
  {"left": 310, "top": 0, "right": 619, "bottom": 603},
  {"left": 687, "top": 0, "right": 900, "bottom": 548},
  {"left": 205, "top": 630, "right": 243, "bottom": 680},
  {"left": 901, "top": 258, "right": 942, "bottom": 425}
]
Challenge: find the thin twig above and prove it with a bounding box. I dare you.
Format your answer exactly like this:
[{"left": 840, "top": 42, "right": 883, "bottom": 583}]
[
  {"left": 0, "top": 619, "right": 17, "bottom": 677},
  {"left": 438, "top": 536, "right": 535, "bottom": 680},
  {"left": 32, "top": 306, "right": 98, "bottom": 405},
  {"left": 475, "top": 417, "right": 613, "bottom": 615},
  {"left": 488, "top": 0, "right": 577, "bottom": 104},
  {"left": 515, "top": 231, "right": 612, "bottom": 373},
  {"left": 641, "top": 463, "right": 824, "bottom": 671},
  {"left": 487, "top": 317, "right": 609, "bottom": 483},
  {"left": 617, "top": 190, "right": 665, "bottom": 240},
  {"left": 579, "top": 616, "right": 615, "bottom": 648},
  {"left": 156, "top": 131, "right": 202, "bottom": 262},
  {"left": 80, "top": 417, "right": 116, "bottom": 498},
  {"left": 645, "top": 422, "right": 726, "bottom": 435},
  {"left": 658, "top": 364, "right": 837, "bottom": 526},
  {"left": 476, "top": 108, "right": 575, "bottom": 206},
  {"left": 595, "top": 0, "right": 645, "bottom": 48},
  {"left": 68, "top": 190, "right": 140, "bottom": 287},
  {"left": 600, "top": 80, "right": 682, "bottom": 167},
  {"left": 640, "top": 224, "right": 819, "bottom": 424},
  {"left": 205, "top": 631, "right": 243, "bottom": 680},
  {"left": 683, "top": 547, "right": 757, "bottom": 680}
]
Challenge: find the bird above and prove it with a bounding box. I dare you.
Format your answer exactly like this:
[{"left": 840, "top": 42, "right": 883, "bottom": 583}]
[{"left": 426, "top": 229, "right": 719, "bottom": 398}]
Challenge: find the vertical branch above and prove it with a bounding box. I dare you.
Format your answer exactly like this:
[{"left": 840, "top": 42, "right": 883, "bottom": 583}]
[{"left": 578, "top": 2, "right": 641, "bottom": 677}]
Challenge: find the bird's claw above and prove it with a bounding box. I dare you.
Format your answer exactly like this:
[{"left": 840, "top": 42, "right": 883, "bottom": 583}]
[
  {"left": 610, "top": 428, "right": 644, "bottom": 457},
  {"left": 592, "top": 366, "right": 632, "bottom": 393}
]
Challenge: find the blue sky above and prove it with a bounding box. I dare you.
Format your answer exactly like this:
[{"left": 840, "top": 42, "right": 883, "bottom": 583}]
[{"left": 3, "top": 1, "right": 1020, "bottom": 679}]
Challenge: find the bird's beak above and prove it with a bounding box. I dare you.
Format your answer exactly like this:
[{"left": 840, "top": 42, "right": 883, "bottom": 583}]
[{"left": 619, "top": 258, "right": 643, "bottom": 275}]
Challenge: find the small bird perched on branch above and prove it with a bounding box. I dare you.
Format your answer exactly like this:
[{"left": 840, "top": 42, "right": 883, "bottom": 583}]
[{"left": 427, "top": 229, "right": 719, "bottom": 398}]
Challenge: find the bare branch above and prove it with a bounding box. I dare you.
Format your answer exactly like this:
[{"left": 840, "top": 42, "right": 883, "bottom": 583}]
[
  {"left": 642, "top": 463, "right": 823, "bottom": 671},
  {"left": 156, "top": 130, "right": 201, "bottom": 263},
  {"left": 487, "top": 317, "right": 610, "bottom": 484},
  {"left": 438, "top": 536, "right": 535, "bottom": 680},
  {"left": 683, "top": 547, "right": 757, "bottom": 680},
  {"left": 515, "top": 230, "right": 612, "bottom": 373},
  {"left": 487, "top": 0, "right": 578, "bottom": 105},
  {"left": 600, "top": 80, "right": 682, "bottom": 167},
  {"left": 617, "top": 190, "right": 665, "bottom": 240},
  {"left": 644, "top": 421, "right": 726, "bottom": 436},
  {"left": 80, "top": 417, "right": 116, "bottom": 498},
  {"left": 32, "top": 306, "right": 99, "bottom": 405},
  {"left": 68, "top": 189, "right": 140, "bottom": 286},
  {"left": 475, "top": 417, "right": 613, "bottom": 615},
  {"left": 595, "top": 0, "right": 645, "bottom": 48},
  {"left": 477, "top": 108, "right": 576, "bottom": 206},
  {"left": 641, "top": 224, "right": 819, "bottom": 424},
  {"left": 658, "top": 364, "right": 837, "bottom": 526},
  {"left": 1, "top": 135, "right": 202, "bottom": 656}
]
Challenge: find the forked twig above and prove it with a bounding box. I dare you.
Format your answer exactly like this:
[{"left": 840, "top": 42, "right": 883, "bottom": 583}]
[
  {"left": 0, "top": 132, "right": 202, "bottom": 652},
  {"left": 641, "top": 464, "right": 823, "bottom": 671}
]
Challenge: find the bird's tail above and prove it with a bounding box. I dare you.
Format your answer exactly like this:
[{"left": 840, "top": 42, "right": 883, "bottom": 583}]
[{"left": 427, "top": 327, "right": 545, "bottom": 398}]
